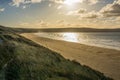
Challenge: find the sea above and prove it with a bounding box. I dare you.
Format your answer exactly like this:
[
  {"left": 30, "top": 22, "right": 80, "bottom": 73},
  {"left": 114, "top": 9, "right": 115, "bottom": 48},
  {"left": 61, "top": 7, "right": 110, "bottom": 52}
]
[{"left": 35, "top": 32, "right": 120, "bottom": 50}]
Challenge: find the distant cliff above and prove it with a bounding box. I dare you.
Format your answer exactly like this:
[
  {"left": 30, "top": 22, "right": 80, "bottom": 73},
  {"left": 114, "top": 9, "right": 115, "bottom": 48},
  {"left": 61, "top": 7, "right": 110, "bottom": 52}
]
[
  {"left": 37, "top": 28, "right": 120, "bottom": 32},
  {"left": 1, "top": 25, "right": 120, "bottom": 33}
]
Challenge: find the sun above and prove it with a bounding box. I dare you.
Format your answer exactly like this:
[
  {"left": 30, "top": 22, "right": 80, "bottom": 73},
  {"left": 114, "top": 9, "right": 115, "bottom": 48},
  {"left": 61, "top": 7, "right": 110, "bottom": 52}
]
[{"left": 64, "top": 0, "right": 82, "bottom": 5}]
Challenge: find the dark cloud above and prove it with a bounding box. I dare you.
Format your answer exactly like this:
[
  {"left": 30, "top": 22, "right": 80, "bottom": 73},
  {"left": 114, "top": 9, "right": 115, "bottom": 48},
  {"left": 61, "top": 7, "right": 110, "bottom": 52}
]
[{"left": 100, "top": 0, "right": 120, "bottom": 17}]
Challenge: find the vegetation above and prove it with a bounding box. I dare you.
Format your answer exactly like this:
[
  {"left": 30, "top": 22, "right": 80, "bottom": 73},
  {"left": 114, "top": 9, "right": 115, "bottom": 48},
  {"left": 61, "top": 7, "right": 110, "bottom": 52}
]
[
  {"left": 0, "top": 27, "right": 112, "bottom": 80},
  {"left": 1, "top": 25, "right": 120, "bottom": 33}
]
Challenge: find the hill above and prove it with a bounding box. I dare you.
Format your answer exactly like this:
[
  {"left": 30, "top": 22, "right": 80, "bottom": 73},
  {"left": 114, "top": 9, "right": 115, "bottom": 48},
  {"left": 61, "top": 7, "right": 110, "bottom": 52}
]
[
  {"left": 0, "top": 26, "right": 113, "bottom": 80},
  {"left": 37, "top": 28, "right": 120, "bottom": 32},
  {"left": 1, "top": 25, "right": 120, "bottom": 33}
]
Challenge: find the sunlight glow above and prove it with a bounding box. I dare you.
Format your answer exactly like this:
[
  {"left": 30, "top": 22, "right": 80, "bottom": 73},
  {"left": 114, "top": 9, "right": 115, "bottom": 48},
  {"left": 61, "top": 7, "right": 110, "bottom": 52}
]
[
  {"left": 63, "top": 33, "right": 78, "bottom": 42},
  {"left": 64, "top": 0, "right": 82, "bottom": 5}
]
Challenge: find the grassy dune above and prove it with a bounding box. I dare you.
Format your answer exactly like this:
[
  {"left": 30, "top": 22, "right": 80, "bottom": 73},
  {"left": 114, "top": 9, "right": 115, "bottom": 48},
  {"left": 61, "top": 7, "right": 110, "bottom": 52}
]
[{"left": 0, "top": 30, "right": 112, "bottom": 80}]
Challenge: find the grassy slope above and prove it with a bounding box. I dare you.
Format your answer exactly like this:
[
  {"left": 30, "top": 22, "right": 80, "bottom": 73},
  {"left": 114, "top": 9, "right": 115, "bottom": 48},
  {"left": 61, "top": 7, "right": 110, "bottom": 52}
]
[{"left": 0, "top": 30, "right": 112, "bottom": 80}]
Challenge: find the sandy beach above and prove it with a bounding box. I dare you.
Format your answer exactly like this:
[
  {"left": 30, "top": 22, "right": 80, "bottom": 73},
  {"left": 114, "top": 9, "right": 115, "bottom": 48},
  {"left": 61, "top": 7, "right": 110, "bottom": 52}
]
[{"left": 21, "top": 33, "right": 120, "bottom": 80}]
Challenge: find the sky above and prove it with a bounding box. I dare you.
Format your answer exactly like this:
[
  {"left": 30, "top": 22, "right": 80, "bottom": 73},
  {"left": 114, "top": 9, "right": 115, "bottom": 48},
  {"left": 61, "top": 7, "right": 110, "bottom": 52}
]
[{"left": 0, "top": 0, "right": 120, "bottom": 28}]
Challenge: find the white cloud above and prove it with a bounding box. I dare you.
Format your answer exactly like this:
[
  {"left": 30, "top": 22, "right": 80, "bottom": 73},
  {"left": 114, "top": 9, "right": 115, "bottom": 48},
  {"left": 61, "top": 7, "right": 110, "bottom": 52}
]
[
  {"left": 11, "top": 0, "right": 24, "bottom": 7},
  {"left": 50, "top": 0, "right": 64, "bottom": 4},
  {"left": 66, "top": 10, "right": 102, "bottom": 23},
  {"left": 50, "top": 0, "right": 99, "bottom": 4},
  {"left": 57, "top": 5, "right": 63, "bottom": 9},
  {"left": 116, "top": 17, "right": 120, "bottom": 21},
  {"left": 0, "top": 8, "right": 5, "bottom": 12},
  {"left": 49, "top": 3, "right": 52, "bottom": 7},
  {"left": 11, "top": 0, "right": 42, "bottom": 7},
  {"left": 80, "top": 11, "right": 100, "bottom": 19},
  {"left": 66, "top": 9, "right": 100, "bottom": 19},
  {"left": 67, "top": 8, "right": 86, "bottom": 15},
  {"left": 66, "top": 0, "right": 120, "bottom": 19},
  {"left": 19, "top": 20, "right": 48, "bottom": 27},
  {"left": 22, "top": 6, "right": 26, "bottom": 9},
  {"left": 10, "top": 0, "right": 100, "bottom": 7},
  {"left": 87, "top": 0, "right": 99, "bottom": 4},
  {"left": 20, "top": 22, "right": 29, "bottom": 26},
  {"left": 57, "top": 20, "right": 65, "bottom": 23},
  {"left": 31, "top": 0, "right": 42, "bottom": 3}
]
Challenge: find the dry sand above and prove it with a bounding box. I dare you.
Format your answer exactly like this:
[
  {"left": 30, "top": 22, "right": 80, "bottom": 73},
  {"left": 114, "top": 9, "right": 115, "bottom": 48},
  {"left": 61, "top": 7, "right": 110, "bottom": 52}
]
[{"left": 21, "top": 33, "right": 120, "bottom": 80}]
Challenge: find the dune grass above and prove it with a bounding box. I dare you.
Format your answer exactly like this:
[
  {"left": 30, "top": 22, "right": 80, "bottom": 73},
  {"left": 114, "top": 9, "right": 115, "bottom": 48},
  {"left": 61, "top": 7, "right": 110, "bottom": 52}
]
[{"left": 0, "top": 31, "right": 112, "bottom": 80}]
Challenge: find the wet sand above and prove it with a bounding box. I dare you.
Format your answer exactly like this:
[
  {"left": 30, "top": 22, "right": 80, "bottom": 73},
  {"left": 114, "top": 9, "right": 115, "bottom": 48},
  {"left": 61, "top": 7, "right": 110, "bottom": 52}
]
[{"left": 21, "top": 33, "right": 120, "bottom": 80}]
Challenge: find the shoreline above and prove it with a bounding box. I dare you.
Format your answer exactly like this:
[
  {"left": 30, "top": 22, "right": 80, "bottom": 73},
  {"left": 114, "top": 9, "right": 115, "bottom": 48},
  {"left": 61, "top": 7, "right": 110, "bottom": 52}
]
[
  {"left": 34, "top": 32, "right": 120, "bottom": 51},
  {"left": 21, "top": 33, "right": 120, "bottom": 80}
]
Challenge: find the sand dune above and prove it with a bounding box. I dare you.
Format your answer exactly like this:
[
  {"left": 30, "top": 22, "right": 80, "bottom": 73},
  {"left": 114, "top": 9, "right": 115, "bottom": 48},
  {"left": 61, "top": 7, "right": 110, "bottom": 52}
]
[{"left": 21, "top": 33, "right": 120, "bottom": 80}]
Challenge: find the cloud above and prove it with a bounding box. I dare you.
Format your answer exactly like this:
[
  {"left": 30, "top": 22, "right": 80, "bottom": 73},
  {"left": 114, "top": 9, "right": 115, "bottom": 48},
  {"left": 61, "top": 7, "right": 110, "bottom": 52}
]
[
  {"left": 11, "top": 0, "right": 42, "bottom": 7},
  {"left": 10, "top": 0, "right": 100, "bottom": 7},
  {"left": 100, "top": 0, "right": 120, "bottom": 17},
  {"left": 66, "top": 0, "right": 120, "bottom": 19},
  {"left": 56, "top": 20, "right": 70, "bottom": 27},
  {"left": 80, "top": 11, "right": 100, "bottom": 19},
  {"left": 67, "top": 8, "right": 86, "bottom": 15},
  {"left": 57, "top": 20, "right": 65, "bottom": 24},
  {"left": 20, "top": 22, "right": 29, "bottom": 26},
  {"left": 50, "top": 0, "right": 64, "bottom": 4},
  {"left": 86, "top": 0, "right": 99, "bottom": 5},
  {"left": 37, "top": 20, "right": 48, "bottom": 27},
  {"left": 0, "top": 8, "right": 5, "bottom": 12},
  {"left": 31, "top": 0, "right": 42, "bottom": 3},
  {"left": 77, "top": 8, "right": 87, "bottom": 13},
  {"left": 66, "top": 9, "right": 100, "bottom": 19},
  {"left": 50, "top": 0, "right": 99, "bottom": 4},
  {"left": 19, "top": 20, "right": 48, "bottom": 27},
  {"left": 48, "top": 3, "right": 52, "bottom": 7},
  {"left": 11, "top": 0, "right": 24, "bottom": 7},
  {"left": 116, "top": 17, "right": 120, "bottom": 21},
  {"left": 57, "top": 5, "right": 63, "bottom": 9},
  {"left": 68, "top": 0, "right": 120, "bottom": 19}
]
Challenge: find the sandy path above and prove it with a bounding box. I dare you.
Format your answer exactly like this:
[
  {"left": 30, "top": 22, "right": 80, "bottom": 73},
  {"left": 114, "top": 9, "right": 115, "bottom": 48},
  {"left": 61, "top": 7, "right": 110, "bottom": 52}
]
[{"left": 21, "top": 33, "right": 120, "bottom": 80}]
